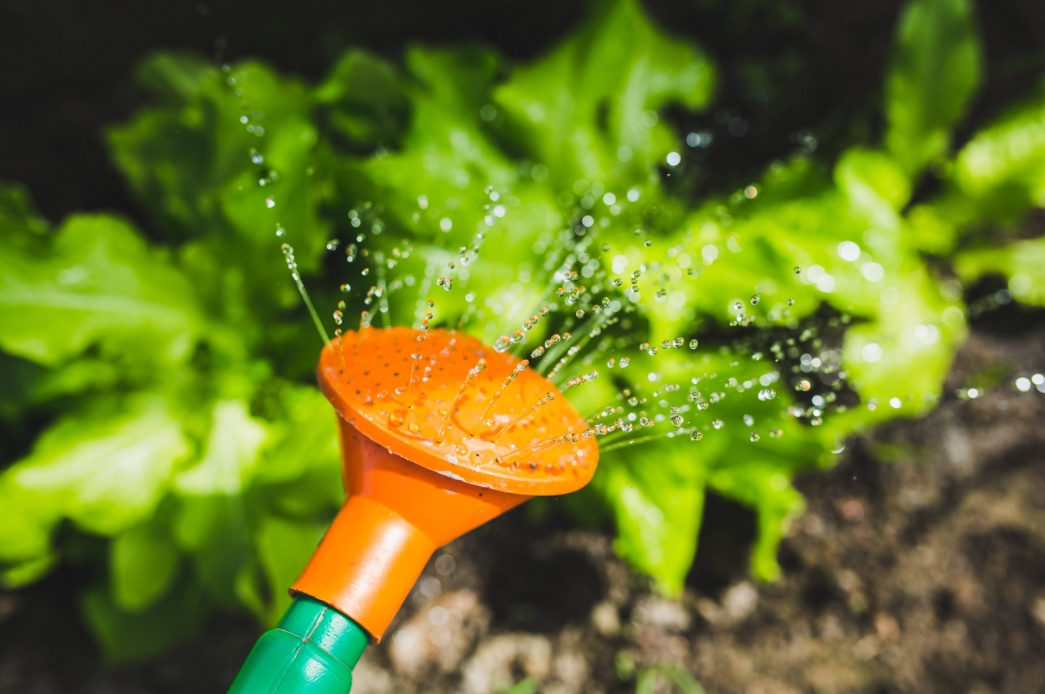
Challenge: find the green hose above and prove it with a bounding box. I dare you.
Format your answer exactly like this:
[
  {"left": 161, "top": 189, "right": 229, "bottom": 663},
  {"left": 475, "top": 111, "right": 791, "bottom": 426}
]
[{"left": 227, "top": 596, "right": 369, "bottom": 694}]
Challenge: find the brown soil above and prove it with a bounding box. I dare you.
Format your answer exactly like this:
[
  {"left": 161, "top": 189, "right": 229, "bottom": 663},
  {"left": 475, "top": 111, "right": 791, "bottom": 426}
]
[{"left": 2, "top": 323, "right": 1044, "bottom": 694}]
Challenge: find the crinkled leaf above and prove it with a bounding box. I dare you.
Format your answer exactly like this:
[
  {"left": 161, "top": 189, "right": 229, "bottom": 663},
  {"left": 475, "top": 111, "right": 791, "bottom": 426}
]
[
  {"left": 0, "top": 552, "right": 59, "bottom": 589},
  {"left": 494, "top": 0, "right": 714, "bottom": 190},
  {"left": 0, "top": 214, "right": 202, "bottom": 367},
  {"left": 336, "top": 45, "right": 563, "bottom": 336},
  {"left": 0, "top": 474, "right": 58, "bottom": 563},
  {"left": 640, "top": 349, "right": 825, "bottom": 582},
  {"left": 315, "top": 49, "right": 411, "bottom": 151},
  {"left": 175, "top": 400, "right": 269, "bottom": 495},
  {"left": 254, "top": 386, "right": 340, "bottom": 485},
  {"left": 171, "top": 495, "right": 255, "bottom": 607},
  {"left": 707, "top": 460, "right": 805, "bottom": 581},
  {"left": 254, "top": 515, "right": 327, "bottom": 625},
  {"left": 1, "top": 395, "right": 190, "bottom": 549},
  {"left": 834, "top": 148, "right": 911, "bottom": 219},
  {"left": 885, "top": 0, "right": 981, "bottom": 174},
  {"left": 110, "top": 56, "right": 332, "bottom": 269},
  {"left": 954, "top": 237, "right": 1045, "bottom": 306},
  {"left": 953, "top": 81, "right": 1045, "bottom": 217},
  {"left": 840, "top": 264, "right": 965, "bottom": 425},
  {"left": 594, "top": 443, "right": 708, "bottom": 595}
]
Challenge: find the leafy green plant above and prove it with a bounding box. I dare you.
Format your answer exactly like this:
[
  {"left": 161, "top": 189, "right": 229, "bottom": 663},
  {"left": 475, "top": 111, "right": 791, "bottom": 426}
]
[{"left": 1, "top": 0, "right": 1043, "bottom": 662}]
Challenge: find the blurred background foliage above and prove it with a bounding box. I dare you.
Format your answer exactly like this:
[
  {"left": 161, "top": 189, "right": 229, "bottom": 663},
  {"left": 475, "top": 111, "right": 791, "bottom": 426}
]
[{"left": 1, "top": 0, "right": 1045, "bottom": 662}]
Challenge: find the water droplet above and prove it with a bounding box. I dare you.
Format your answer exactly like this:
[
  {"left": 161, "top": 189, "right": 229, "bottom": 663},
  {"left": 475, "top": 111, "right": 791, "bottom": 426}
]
[
  {"left": 340, "top": 284, "right": 351, "bottom": 293},
  {"left": 769, "top": 428, "right": 783, "bottom": 438},
  {"left": 749, "top": 432, "right": 760, "bottom": 442},
  {"left": 750, "top": 294, "right": 761, "bottom": 305},
  {"left": 619, "top": 357, "right": 630, "bottom": 368},
  {"left": 690, "top": 430, "right": 703, "bottom": 441},
  {"left": 712, "top": 419, "right": 723, "bottom": 429},
  {"left": 794, "top": 266, "right": 802, "bottom": 274},
  {"left": 689, "top": 339, "right": 699, "bottom": 350},
  {"left": 758, "top": 388, "right": 776, "bottom": 401},
  {"left": 265, "top": 197, "right": 275, "bottom": 209}
]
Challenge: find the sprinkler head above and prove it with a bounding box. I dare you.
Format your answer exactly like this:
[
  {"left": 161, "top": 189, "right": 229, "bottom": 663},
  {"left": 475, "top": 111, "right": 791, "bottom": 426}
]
[
  {"left": 292, "top": 327, "right": 599, "bottom": 639},
  {"left": 228, "top": 327, "right": 598, "bottom": 693}
]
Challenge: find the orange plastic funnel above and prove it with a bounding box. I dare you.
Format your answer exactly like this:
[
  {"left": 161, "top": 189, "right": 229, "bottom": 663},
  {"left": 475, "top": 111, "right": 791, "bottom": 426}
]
[{"left": 291, "top": 327, "right": 599, "bottom": 640}]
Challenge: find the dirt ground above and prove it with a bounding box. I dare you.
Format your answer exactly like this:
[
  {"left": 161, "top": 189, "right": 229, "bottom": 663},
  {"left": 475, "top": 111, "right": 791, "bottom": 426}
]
[{"left": 2, "top": 311, "right": 1044, "bottom": 694}]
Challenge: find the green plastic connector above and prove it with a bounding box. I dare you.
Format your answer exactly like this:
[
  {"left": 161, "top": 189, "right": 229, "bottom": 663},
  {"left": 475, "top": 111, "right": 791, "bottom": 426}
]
[{"left": 227, "top": 596, "right": 369, "bottom": 694}]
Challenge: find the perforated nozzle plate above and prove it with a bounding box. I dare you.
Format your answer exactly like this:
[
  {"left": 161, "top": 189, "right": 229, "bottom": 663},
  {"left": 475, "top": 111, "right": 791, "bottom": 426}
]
[{"left": 317, "top": 327, "right": 598, "bottom": 496}]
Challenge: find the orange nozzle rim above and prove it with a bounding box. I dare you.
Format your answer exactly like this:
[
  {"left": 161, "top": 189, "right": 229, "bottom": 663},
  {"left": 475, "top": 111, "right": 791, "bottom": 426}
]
[{"left": 316, "top": 326, "right": 599, "bottom": 496}]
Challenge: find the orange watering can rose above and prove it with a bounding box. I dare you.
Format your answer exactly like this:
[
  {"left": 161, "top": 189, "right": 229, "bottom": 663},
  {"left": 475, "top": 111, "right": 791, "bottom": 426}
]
[{"left": 228, "top": 328, "right": 598, "bottom": 694}]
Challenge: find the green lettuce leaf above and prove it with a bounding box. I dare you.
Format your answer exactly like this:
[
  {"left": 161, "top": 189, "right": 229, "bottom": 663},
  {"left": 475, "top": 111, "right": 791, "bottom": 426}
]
[
  {"left": 254, "top": 515, "right": 327, "bottom": 625},
  {"left": 885, "top": 0, "right": 981, "bottom": 175},
  {"left": 594, "top": 443, "right": 708, "bottom": 595},
  {"left": 175, "top": 400, "right": 269, "bottom": 495},
  {"left": 0, "top": 395, "right": 191, "bottom": 564},
  {"left": 954, "top": 237, "right": 1045, "bottom": 306},
  {"left": 953, "top": 80, "right": 1045, "bottom": 217},
  {"left": 0, "top": 214, "right": 203, "bottom": 367},
  {"left": 494, "top": 0, "right": 714, "bottom": 190},
  {"left": 110, "top": 522, "right": 182, "bottom": 612}
]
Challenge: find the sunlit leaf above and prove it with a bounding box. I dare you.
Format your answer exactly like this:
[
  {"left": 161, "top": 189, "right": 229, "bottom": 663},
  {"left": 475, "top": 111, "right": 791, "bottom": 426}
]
[
  {"left": 885, "top": 0, "right": 981, "bottom": 175},
  {"left": 954, "top": 237, "right": 1045, "bottom": 306},
  {"left": 0, "top": 395, "right": 190, "bottom": 558},
  {"left": 175, "top": 400, "right": 269, "bottom": 496},
  {"left": 0, "top": 214, "right": 202, "bottom": 367}
]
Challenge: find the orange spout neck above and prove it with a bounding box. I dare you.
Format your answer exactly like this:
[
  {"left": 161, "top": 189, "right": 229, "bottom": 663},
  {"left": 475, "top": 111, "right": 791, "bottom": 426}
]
[{"left": 292, "top": 422, "right": 526, "bottom": 640}]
